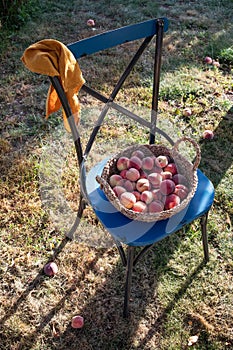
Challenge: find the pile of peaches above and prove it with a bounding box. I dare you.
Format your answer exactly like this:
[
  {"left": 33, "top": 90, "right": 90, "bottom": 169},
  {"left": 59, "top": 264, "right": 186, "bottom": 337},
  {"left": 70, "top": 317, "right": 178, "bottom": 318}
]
[{"left": 108, "top": 149, "right": 189, "bottom": 214}]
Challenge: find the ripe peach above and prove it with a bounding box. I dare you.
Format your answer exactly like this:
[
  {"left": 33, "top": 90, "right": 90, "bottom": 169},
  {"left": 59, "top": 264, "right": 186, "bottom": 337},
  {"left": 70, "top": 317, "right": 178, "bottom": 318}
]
[
  {"left": 120, "top": 192, "right": 136, "bottom": 209},
  {"left": 151, "top": 188, "right": 164, "bottom": 202},
  {"left": 160, "top": 179, "right": 175, "bottom": 195},
  {"left": 127, "top": 156, "right": 142, "bottom": 170},
  {"left": 172, "top": 173, "right": 188, "bottom": 186},
  {"left": 131, "top": 150, "right": 145, "bottom": 159},
  {"left": 142, "top": 156, "right": 154, "bottom": 171},
  {"left": 136, "top": 178, "right": 151, "bottom": 192},
  {"left": 156, "top": 155, "right": 168, "bottom": 168},
  {"left": 164, "top": 163, "right": 177, "bottom": 175},
  {"left": 161, "top": 171, "right": 173, "bottom": 180},
  {"left": 123, "top": 180, "right": 135, "bottom": 192},
  {"left": 148, "top": 200, "right": 164, "bottom": 213},
  {"left": 113, "top": 185, "right": 126, "bottom": 197},
  {"left": 87, "top": 19, "right": 95, "bottom": 27},
  {"left": 109, "top": 174, "right": 122, "bottom": 187},
  {"left": 183, "top": 107, "right": 192, "bottom": 117},
  {"left": 44, "top": 262, "right": 58, "bottom": 276},
  {"left": 140, "top": 190, "right": 154, "bottom": 204},
  {"left": 148, "top": 172, "right": 163, "bottom": 188},
  {"left": 203, "top": 129, "right": 214, "bottom": 139},
  {"left": 117, "top": 157, "right": 129, "bottom": 171},
  {"left": 212, "top": 60, "right": 220, "bottom": 68},
  {"left": 132, "top": 201, "right": 148, "bottom": 213},
  {"left": 126, "top": 168, "right": 140, "bottom": 182},
  {"left": 164, "top": 194, "right": 180, "bottom": 210},
  {"left": 120, "top": 169, "right": 128, "bottom": 179},
  {"left": 150, "top": 165, "right": 163, "bottom": 174},
  {"left": 204, "top": 56, "right": 212, "bottom": 64},
  {"left": 139, "top": 169, "right": 148, "bottom": 179},
  {"left": 71, "top": 315, "right": 84, "bottom": 329},
  {"left": 132, "top": 190, "right": 141, "bottom": 201},
  {"left": 174, "top": 184, "right": 189, "bottom": 200}
]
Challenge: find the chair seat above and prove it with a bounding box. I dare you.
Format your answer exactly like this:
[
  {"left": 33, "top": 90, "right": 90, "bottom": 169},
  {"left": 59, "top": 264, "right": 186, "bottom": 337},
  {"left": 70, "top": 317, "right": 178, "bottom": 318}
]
[{"left": 86, "top": 159, "right": 214, "bottom": 247}]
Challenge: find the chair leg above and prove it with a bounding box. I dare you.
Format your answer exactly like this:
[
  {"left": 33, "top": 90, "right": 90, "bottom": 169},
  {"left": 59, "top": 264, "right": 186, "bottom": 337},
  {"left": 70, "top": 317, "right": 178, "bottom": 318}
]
[
  {"left": 123, "top": 246, "right": 134, "bottom": 318},
  {"left": 201, "top": 211, "right": 209, "bottom": 262},
  {"left": 115, "top": 240, "right": 127, "bottom": 267}
]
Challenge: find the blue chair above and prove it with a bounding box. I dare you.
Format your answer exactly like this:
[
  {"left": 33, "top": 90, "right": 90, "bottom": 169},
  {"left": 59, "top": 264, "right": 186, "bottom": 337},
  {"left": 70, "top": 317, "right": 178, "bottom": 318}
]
[{"left": 35, "top": 18, "right": 214, "bottom": 317}]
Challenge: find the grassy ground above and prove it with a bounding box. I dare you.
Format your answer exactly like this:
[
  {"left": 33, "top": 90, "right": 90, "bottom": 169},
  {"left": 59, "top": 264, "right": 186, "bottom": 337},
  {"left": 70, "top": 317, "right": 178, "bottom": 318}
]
[{"left": 0, "top": 0, "right": 233, "bottom": 349}]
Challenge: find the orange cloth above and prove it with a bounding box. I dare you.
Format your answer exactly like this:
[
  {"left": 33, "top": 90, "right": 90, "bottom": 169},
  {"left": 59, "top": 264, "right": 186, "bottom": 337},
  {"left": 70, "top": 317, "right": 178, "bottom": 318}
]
[{"left": 21, "top": 39, "right": 85, "bottom": 131}]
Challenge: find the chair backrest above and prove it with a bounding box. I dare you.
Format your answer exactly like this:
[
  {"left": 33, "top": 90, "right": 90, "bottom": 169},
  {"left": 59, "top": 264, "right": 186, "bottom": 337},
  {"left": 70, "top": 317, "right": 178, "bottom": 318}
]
[{"left": 49, "top": 18, "right": 170, "bottom": 197}]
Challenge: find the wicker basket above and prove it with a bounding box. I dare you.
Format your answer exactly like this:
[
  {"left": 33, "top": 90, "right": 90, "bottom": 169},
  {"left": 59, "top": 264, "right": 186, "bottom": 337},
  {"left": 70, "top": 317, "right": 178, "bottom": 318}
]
[{"left": 96, "top": 137, "right": 201, "bottom": 222}]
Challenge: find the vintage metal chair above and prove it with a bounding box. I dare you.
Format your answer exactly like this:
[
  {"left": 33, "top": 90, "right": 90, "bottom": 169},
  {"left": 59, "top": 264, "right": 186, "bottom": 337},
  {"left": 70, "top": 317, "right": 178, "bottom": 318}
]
[{"left": 33, "top": 18, "right": 215, "bottom": 317}]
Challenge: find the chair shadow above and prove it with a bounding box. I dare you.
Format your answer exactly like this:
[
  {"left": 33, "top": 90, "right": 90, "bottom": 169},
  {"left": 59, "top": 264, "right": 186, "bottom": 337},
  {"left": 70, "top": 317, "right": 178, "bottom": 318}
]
[
  {"left": 3, "top": 230, "right": 207, "bottom": 350},
  {"left": 0, "top": 227, "right": 198, "bottom": 350}
]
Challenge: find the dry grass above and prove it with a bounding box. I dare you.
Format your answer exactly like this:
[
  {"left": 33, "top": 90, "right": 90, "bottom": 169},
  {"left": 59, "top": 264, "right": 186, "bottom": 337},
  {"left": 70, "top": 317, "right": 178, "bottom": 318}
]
[{"left": 0, "top": 0, "right": 233, "bottom": 349}]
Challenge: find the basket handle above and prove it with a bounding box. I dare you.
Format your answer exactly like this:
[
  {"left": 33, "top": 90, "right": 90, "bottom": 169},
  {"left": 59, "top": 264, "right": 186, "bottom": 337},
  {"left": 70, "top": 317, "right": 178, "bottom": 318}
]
[{"left": 172, "top": 137, "right": 201, "bottom": 170}]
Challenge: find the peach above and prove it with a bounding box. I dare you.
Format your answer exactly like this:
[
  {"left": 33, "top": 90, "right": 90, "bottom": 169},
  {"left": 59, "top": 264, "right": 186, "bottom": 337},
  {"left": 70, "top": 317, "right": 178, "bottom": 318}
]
[
  {"left": 139, "top": 169, "right": 148, "bottom": 179},
  {"left": 142, "top": 156, "right": 154, "bottom": 171},
  {"left": 172, "top": 173, "right": 188, "bottom": 186},
  {"left": 183, "top": 107, "right": 192, "bottom": 117},
  {"left": 120, "top": 169, "right": 128, "bottom": 179},
  {"left": 150, "top": 165, "right": 163, "bottom": 174},
  {"left": 203, "top": 129, "right": 214, "bottom": 139},
  {"left": 148, "top": 200, "right": 164, "bottom": 213},
  {"left": 44, "top": 262, "right": 58, "bottom": 276},
  {"left": 212, "top": 60, "right": 220, "bottom": 68},
  {"left": 71, "top": 315, "right": 84, "bottom": 329},
  {"left": 127, "top": 156, "right": 142, "bottom": 170},
  {"left": 132, "top": 190, "right": 141, "bottom": 201},
  {"left": 151, "top": 188, "right": 164, "bottom": 202},
  {"left": 136, "top": 178, "right": 151, "bottom": 192},
  {"left": 174, "top": 184, "right": 189, "bottom": 200},
  {"left": 140, "top": 190, "right": 154, "bottom": 204},
  {"left": 126, "top": 168, "right": 140, "bottom": 182},
  {"left": 87, "top": 19, "right": 95, "bottom": 27},
  {"left": 131, "top": 150, "right": 145, "bottom": 159},
  {"left": 161, "top": 171, "right": 173, "bottom": 180},
  {"left": 120, "top": 192, "right": 136, "bottom": 209},
  {"left": 116, "top": 156, "right": 129, "bottom": 171},
  {"left": 164, "top": 163, "right": 177, "bottom": 175},
  {"left": 132, "top": 201, "right": 148, "bottom": 213},
  {"left": 204, "top": 56, "right": 212, "bottom": 64},
  {"left": 148, "top": 172, "right": 163, "bottom": 188},
  {"left": 109, "top": 174, "right": 122, "bottom": 187},
  {"left": 156, "top": 155, "right": 168, "bottom": 168},
  {"left": 164, "top": 194, "right": 180, "bottom": 210},
  {"left": 123, "top": 180, "right": 135, "bottom": 192},
  {"left": 160, "top": 179, "right": 175, "bottom": 195},
  {"left": 113, "top": 185, "right": 126, "bottom": 197}
]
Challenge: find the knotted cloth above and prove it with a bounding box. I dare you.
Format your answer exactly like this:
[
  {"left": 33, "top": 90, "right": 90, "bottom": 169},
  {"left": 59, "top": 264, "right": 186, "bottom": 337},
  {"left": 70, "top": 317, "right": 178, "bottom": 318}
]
[{"left": 21, "top": 39, "right": 85, "bottom": 131}]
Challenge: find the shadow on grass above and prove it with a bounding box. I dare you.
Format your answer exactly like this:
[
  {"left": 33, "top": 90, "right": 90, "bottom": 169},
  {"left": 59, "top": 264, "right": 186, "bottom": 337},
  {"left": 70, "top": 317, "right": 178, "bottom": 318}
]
[{"left": 0, "top": 229, "right": 209, "bottom": 350}]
